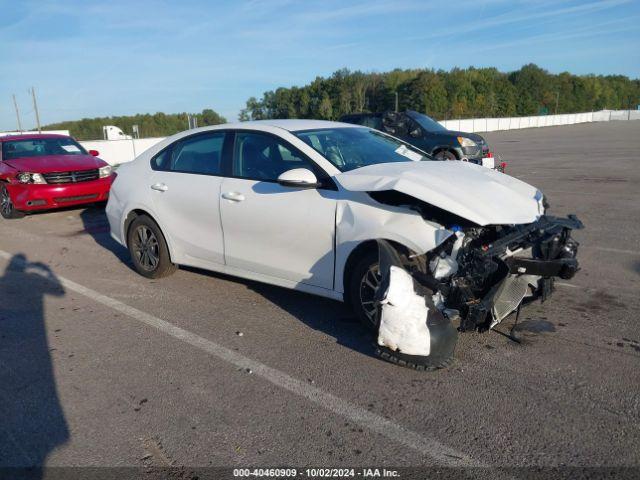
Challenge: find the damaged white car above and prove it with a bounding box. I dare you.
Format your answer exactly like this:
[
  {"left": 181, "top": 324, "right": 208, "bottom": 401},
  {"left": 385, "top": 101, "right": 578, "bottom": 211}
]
[{"left": 107, "top": 120, "right": 582, "bottom": 370}]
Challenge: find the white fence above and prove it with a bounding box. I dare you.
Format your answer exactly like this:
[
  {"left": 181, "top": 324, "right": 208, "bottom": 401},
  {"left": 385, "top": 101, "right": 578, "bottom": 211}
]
[
  {"left": 79, "top": 138, "right": 165, "bottom": 166},
  {"left": 77, "top": 109, "right": 639, "bottom": 165},
  {"left": 438, "top": 109, "right": 639, "bottom": 133}
]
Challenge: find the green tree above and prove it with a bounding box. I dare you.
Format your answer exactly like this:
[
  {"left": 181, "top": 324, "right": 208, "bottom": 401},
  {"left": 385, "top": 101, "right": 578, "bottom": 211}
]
[
  {"left": 318, "top": 93, "right": 333, "bottom": 120},
  {"left": 43, "top": 108, "right": 226, "bottom": 140},
  {"left": 239, "top": 64, "right": 639, "bottom": 122}
]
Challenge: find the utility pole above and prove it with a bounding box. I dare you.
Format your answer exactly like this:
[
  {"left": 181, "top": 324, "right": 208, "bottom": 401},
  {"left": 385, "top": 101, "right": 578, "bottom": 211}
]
[
  {"left": 12, "top": 94, "right": 23, "bottom": 132},
  {"left": 31, "top": 87, "right": 42, "bottom": 133},
  {"left": 554, "top": 91, "right": 560, "bottom": 115},
  {"left": 394, "top": 91, "right": 399, "bottom": 112}
]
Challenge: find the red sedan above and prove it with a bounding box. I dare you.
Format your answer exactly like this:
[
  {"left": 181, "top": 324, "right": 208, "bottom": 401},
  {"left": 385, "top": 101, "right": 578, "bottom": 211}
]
[{"left": 0, "top": 134, "right": 115, "bottom": 219}]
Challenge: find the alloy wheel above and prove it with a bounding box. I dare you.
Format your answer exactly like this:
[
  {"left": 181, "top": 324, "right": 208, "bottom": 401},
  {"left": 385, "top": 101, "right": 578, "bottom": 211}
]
[
  {"left": 359, "top": 262, "right": 382, "bottom": 327},
  {"left": 1, "top": 187, "right": 14, "bottom": 217},
  {"left": 132, "top": 225, "right": 160, "bottom": 271}
]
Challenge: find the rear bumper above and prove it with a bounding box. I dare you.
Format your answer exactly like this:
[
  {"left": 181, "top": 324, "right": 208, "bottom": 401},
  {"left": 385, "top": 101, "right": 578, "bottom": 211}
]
[{"left": 8, "top": 175, "right": 114, "bottom": 211}]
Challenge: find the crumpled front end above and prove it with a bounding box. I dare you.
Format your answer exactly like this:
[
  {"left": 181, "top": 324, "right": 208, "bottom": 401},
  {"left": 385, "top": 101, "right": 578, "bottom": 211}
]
[
  {"left": 371, "top": 214, "right": 583, "bottom": 369},
  {"left": 414, "top": 215, "right": 583, "bottom": 332}
]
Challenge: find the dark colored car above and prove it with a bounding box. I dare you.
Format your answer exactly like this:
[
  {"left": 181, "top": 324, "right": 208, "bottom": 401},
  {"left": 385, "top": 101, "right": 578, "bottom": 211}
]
[
  {"left": 0, "top": 134, "right": 115, "bottom": 219},
  {"left": 340, "top": 110, "right": 497, "bottom": 167}
]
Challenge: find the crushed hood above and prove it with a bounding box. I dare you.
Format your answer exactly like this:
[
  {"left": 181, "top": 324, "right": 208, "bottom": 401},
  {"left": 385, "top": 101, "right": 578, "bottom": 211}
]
[{"left": 335, "top": 161, "right": 542, "bottom": 226}]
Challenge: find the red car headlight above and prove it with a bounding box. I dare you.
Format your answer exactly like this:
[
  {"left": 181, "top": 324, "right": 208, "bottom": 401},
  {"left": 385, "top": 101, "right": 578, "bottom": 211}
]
[
  {"left": 99, "top": 165, "right": 112, "bottom": 178},
  {"left": 17, "top": 173, "right": 47, "bottom": 184}
]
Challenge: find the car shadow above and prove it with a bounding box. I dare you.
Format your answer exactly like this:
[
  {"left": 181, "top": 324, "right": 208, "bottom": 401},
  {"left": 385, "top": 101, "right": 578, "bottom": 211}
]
[
  {"left": 250, "top": 282, "right": 376, "bottom": 358},
  {"left": 179, "top": 265, "right": 377, "bottom": 359},
  {"left": 0, "top": 253, "right": 69, "bottom": 477},
  {"left": 78, "top": 205, "right": 132, "bottom": 268},
  {"left": 78, "top": 206, "right": 377, "bottom": 360}
]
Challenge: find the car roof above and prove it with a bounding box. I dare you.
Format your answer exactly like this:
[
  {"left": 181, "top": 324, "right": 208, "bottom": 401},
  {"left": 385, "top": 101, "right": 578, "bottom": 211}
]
[
  {"left": 244, "top": 119, "right": 360, "bottom": 131},
  {"left": 0, "top": 133, "right": 72, "bottom": 141},
  {"left": 197, "top": 119, "right": 361, "bottom": 133},
  {"left": 340, "top": 113, "right": 382, "bottom": 119}
]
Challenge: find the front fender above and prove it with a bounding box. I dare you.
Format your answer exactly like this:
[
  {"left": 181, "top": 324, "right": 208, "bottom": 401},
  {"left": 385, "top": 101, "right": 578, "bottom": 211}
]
[{"left": 334, "top": 197, "right": 452, "bottom": 293}]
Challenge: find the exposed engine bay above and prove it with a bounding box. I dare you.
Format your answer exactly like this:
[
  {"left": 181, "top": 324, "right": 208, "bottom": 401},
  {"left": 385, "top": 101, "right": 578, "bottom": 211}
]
[
  {"left": 370, "top": 190, "right": 583, "bottom": 333},
  {"left": 415, "top": 215, "right": 582, "bottom": 332}
]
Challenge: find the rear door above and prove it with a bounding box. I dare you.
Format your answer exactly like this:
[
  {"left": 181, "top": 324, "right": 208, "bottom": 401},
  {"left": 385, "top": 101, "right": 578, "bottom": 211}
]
[
  {"left": 219, "top": 131, "right": 337, "bottom": 289},
  {"left": 149, "top": 131, "right": 230, "bottom": 266}
]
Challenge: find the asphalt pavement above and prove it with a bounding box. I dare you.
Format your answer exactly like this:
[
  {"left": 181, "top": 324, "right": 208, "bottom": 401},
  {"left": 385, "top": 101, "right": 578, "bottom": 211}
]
[{"left": 1, "top": 121, "right": 639, "bottom": 478}]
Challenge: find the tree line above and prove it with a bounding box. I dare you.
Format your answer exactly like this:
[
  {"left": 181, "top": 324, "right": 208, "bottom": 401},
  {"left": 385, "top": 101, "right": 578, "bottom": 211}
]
[
  {"left": 42, "top": 64, "right": 639, "bottom": 139},
  {"left": 43, "top": 109, "right": 226, "bottom": 140},
  {"left": 239, "top": 64, "right": 640, "bottom": 121}
]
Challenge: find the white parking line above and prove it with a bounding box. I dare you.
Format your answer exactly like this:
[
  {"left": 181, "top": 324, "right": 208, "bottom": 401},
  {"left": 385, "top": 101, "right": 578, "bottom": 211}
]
[
  {"left": 0, "top": 249, "right": 482, "bottom": 467},
  {"left": 589, "top": 246, "right": 639, "bottom": 256},
  {"left": 556, "top": 282, "right": 581, "bottom": 289}
]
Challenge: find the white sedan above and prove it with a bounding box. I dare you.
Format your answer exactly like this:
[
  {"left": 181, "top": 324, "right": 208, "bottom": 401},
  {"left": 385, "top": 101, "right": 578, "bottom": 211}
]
[{"left": 107, "top": 120, "right": 582, "bottom": 369}]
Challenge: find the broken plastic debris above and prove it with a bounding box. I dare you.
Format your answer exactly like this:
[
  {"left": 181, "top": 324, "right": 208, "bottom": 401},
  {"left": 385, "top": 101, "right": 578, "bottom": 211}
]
[
  {"left": 429, "top": 254, "right": 458, "bottom": 280},
  {"left": 377, "top": 266, "right": 431, "bottom": 357}
]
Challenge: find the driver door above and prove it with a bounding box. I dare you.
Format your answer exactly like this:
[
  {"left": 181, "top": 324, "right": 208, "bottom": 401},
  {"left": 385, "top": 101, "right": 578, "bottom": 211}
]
[{"left": 219, "top": 131, "right": 337, "bottom": 290}]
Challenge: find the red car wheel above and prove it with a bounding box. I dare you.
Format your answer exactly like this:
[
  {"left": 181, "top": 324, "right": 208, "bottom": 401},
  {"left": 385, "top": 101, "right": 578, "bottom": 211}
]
[{"left": 0, "top": 184, "right": 25, "bottom": 219}]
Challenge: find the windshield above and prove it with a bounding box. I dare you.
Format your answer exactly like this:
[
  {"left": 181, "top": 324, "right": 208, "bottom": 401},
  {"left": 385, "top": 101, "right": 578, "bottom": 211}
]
[
  {"left": 1, "top": 137, "right": 87, "bottom": 160},
  {"left": 294, "top": 127, "right": 431, "bottom": 172},
  {"left": 406, "top": 111, "right": 448, "bottom": 132}
]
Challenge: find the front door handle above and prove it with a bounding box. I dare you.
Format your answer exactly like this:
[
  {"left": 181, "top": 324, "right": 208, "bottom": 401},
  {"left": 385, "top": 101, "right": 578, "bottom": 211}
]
[
  {"left": 151, "top": 183, "right": 168, "bottom": 192},
  {"left": 221, "top": 191, "right": 245, "bottom": 202}
]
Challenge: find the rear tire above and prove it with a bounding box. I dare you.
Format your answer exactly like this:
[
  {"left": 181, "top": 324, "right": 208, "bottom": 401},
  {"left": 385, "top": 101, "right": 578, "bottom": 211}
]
[
  {"left": 0, "top": 184, "right": 25, "bottom": 219},
  {"left": 127, "top": 215, "right": 177, "bottom": 279}
]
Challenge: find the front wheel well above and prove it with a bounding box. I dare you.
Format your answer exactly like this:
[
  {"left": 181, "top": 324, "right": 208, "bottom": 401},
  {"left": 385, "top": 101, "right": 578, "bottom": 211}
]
[
  {"left": 342, "top": 239, "right": 423, "bottom": 305},
  {"left": 432, "top": 147, "right": 459, "bottom": 159}
]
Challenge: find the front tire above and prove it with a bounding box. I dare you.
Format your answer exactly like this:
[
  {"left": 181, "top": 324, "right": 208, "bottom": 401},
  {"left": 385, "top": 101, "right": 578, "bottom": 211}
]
[
  {"left": 0, "top": 184, "right": 25, "bottom": 219},
  {"left": 127, "top": 215, "right": 177, "bottom": 279},
  {"left": 434, "top": 150, "right": 457, "bottom": 161},
  {"left": 348, "top": 250, "right": 381, "bottom": 331}
]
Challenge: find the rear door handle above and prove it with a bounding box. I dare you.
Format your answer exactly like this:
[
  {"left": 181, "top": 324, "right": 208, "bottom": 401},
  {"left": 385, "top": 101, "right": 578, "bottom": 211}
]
[
  {"left": 151, "top": 183, "right": 168, "bottom": 192},
  {"left": 221, "top": 191, "right": 245, "bottom": 202}
]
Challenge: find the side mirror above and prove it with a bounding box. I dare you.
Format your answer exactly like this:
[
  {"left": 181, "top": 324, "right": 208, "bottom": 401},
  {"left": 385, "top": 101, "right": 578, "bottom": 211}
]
[
  {"left": 89, "top": 150, "right": 100, "bottom": 157},
  {"left": 409, "top": 128, "right": 421, "bottom": 138},
  {"left": 277, "top": 168, "right": 320, "bottom": 189}
]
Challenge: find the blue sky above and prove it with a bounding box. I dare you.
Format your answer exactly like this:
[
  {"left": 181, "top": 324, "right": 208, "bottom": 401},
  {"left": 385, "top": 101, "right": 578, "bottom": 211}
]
[{"left": 1, "top": 0, "right": 639, "bottom": 131}]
